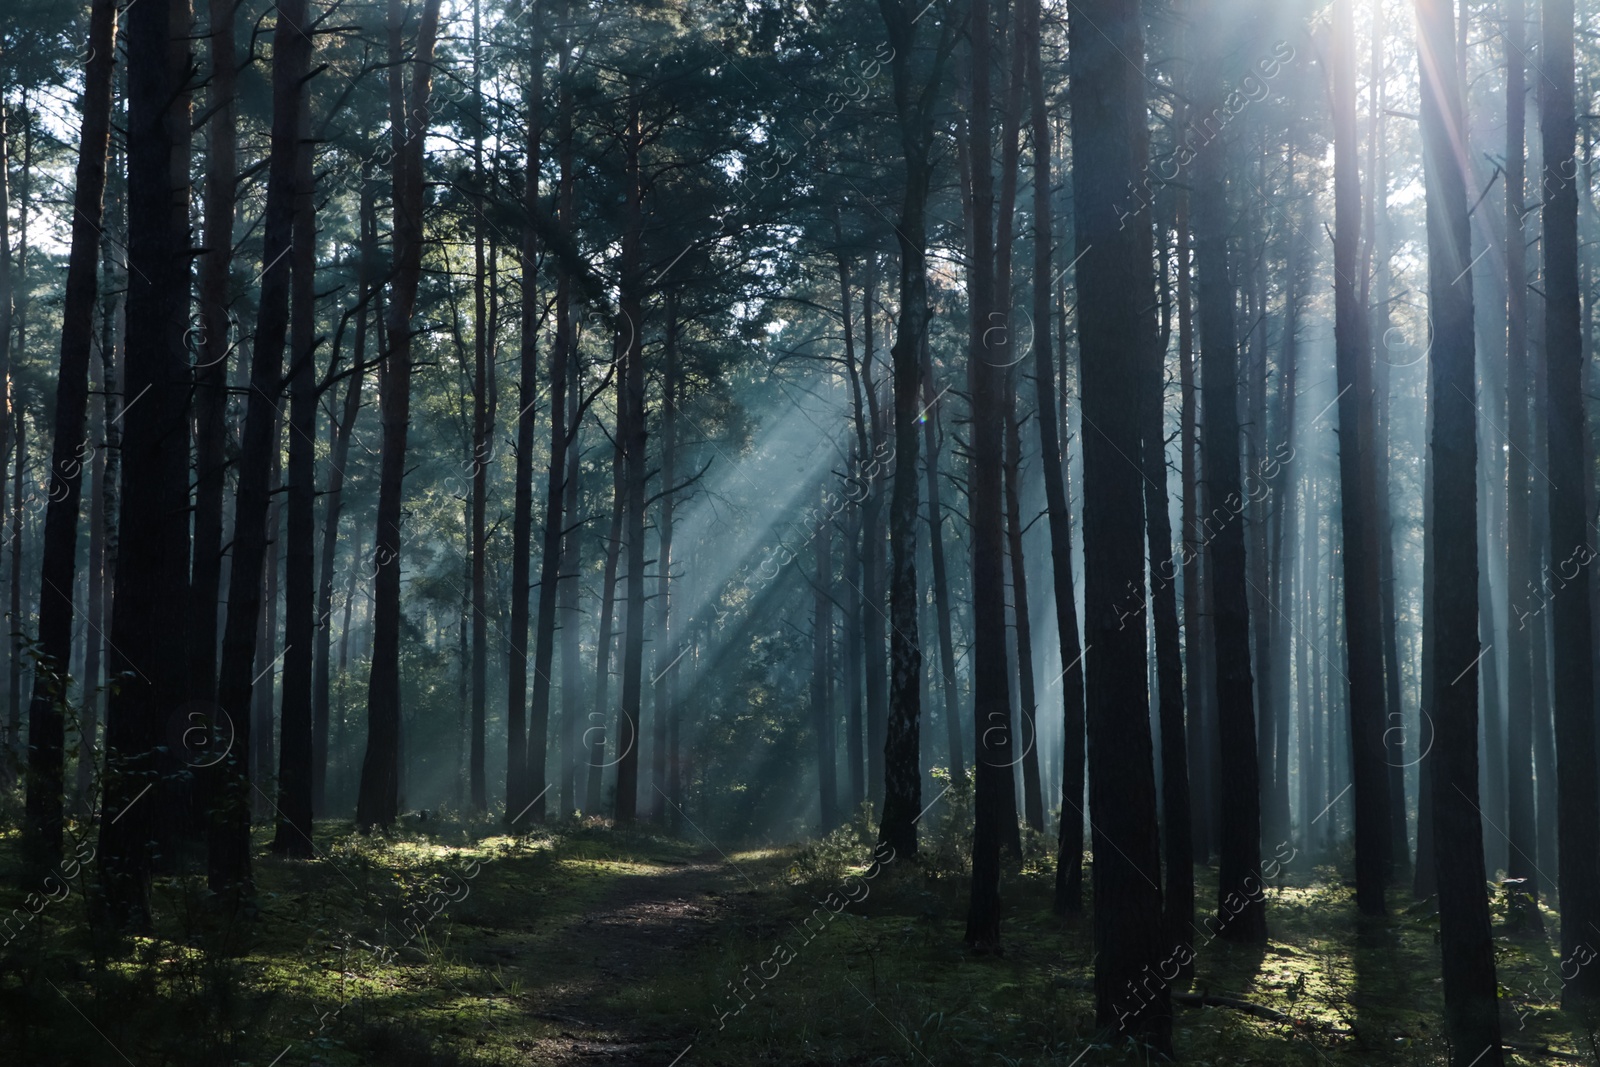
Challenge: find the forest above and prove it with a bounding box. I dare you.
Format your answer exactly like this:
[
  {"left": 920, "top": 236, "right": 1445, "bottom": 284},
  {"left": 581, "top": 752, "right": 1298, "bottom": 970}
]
[{"left": 1, "top": 0, "right": 1599, "bottom": 1062}]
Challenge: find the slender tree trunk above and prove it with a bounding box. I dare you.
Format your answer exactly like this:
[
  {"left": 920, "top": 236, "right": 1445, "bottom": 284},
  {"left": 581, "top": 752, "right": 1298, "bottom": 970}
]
[
  {"left": 468, "top": 0, "right": 490, "bottom": 815},
  {"left": 1177, "top": 186, "right": 1210, "bottom": 867},
  {"left": 652, "top": 295, "right": 678, "bottom": 821},
  {"left": 313, "top": 170, "right": 376, "bottom": 815},
  {"left": 1333, "top": 0, "right": 1390, "bottom": 914},
  {"left": 612, "top": 95, "right": 646, "bottom": 825},
  {"left": 355, "top": 0, "right": 444, "bottom": 831},
  {"left": 1501, "top": 0, "right": 1540, "bottom": 925},
  {"left": 1069, "top": 0, "right": 1171, "bottom": 1048},
  {"left": 1192, "top": 0, "right": 1266, "bottom": 944},
  {"left": 964, "top": 0, "right": 1016, "bottom": 951},
  {"left": 271, "top": 41, "right": 318, "bottom": 856},
  {"left": 875, "top": 0, "right": 951, "bottom": 859},
  {"left": 921, "top": 370, "right": 964, "bottom": 782},
  {"left": 813, "top": 484, "right": 837, "bottom": 832},
  {"left": 21, "top": 0, "right": 118, "bottom": 871},
  {"left": 526, "top": 57, "right": 575, "bottom": 828},
  {"left": 100, "top": 0, "right": 193, "bottom": 927},
  {"left": 1004, "top": 396, "right": 1042, "bottom": 834},
  {"left": 1539, "top": 0, "right": 1600, "bottom": 1006},
  {"left": 192, "top": 0, "right": 236, "bottom": 713},
  {"left": 588, "top": 442, "right": 624, "bottom": 813},
  {"left": 1417, "top": 0, "right": 1504, "bottom": 1055},
  {"left": 1139, "top": 215, "right": 1193, "bottom": 971},
  {"left": 211, "top": 0, "right": 305, "bottom": 880},
  {"left": 506, "top": 13, "right": 544, "bottom": 824}
]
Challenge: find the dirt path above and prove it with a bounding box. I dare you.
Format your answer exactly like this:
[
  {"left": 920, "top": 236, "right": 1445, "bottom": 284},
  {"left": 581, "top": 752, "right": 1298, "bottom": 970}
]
[{"left": 521, "top": 853, "right": 762, "bottom": 1065}]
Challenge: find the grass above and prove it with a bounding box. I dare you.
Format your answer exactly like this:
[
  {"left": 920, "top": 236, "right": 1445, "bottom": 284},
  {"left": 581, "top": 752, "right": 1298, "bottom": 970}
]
[{"left": 0, "top": 807, "right": 1596, "bottom": 1066}]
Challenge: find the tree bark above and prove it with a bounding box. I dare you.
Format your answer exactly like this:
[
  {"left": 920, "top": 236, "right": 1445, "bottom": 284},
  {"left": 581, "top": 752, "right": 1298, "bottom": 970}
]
[
  {"left": 874, "top": 0, "right": 953, "bottom": 860},
  {"left": 101, "top": 0, "right": 193, "bottom": 927},
  {"left": 22, "top": 0, "right": 118, "bottom": 871},
  {"left": 271, "top": 31, "right": 318, "bottom": 856},
  {"left": 1502, "top": 0, "right": 1540, "bottom": 924},
  {"left": 1191, "top": 0, "right": 1266, "bottom": 944},
  {"left": 505, "top": 10, "right": 544, "bottom": 824},
  {"left": 1417, "top": 0, "right": 1505, "bottom": 1056},
  {"left": 1538, "top": 0, "right": 1600, "bottom": 1006},
  {"left": 963, "top": 0, "right": 1016, "bottom": 951},
  {"left": 1333, "top": 0, "right": 1390, "bottom": 915},
  {"left": 356, "top": 0, "right": 444, "bottom": 831},
  {"left": 1069, "top": 0, "right": 1171, "bottom": 1049}
]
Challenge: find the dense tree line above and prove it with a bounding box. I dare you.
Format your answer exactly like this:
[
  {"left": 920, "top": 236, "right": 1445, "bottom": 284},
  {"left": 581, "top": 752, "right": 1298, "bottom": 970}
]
[{"left": 5, "top": 0, "right": 1600, "bottom": 1058}]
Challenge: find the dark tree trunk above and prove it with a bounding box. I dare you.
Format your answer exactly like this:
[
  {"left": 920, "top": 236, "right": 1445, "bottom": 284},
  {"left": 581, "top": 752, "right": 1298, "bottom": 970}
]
[
  {"left": 355, "top": 0, "right": 444, "bottom": 831},
  {"left": 1539, "top": 0, "right": 1600, "bottom": 1006},
  {"left": 588, "top": 439, "right": 624, "bottom": 814},
  {"left": 101, "top": 0, "right": 193, "bottom": 927},
  {"left": 963, "top": 0, "right": 1016, "bottom": 951},
  {"left": 1417, "top": 0, "right": 1505, "bottom": 1056},
  {"left": 813, "top": 483, "right": 837, "bottom": 833},
  {"left": 271, "top": 42, "right": 318, "bottom": 857},
  {"left": 1192, "top": 0, "right": 1266, "bottom": 944},
  {"left": 313, "top": 169, "right": 376, "bottom": 816},
  {"left": 526, "top": 57, "right": 575, "bottom": 828},
  {"left": 1333, "top": 0, "right": 1390, "bottom": 915},
  {"left": 652, "top": 295, "right": 678, "bottom": 822},
  {"left": 1069, "top": 0, "right": 1171, "bottom": 1049},
  {"left": 875, "top": 0, "right": 953, "bottom": 860},
  {"left": 1502, "top": 0, "right": 1540, "bottom": 924},
  {"left": 211, "top": 0, "right": 307, "bottom": 891},
  {"left": 612, "top": 95, "right": 646, "bottom": 825},
  {"left": 1139, "top": 215, "right": 1193, "bottom": 973},
  {"left": 468, "top": 0, "right": 491, "bottom": 815},
  {"left": 1177, "top": 185, "right": 1210, "bottom": 867},
  {"left": 505, "top": 13, "right": 543, "bottom": 825},
  {"left": 990, "top": 0, "right": 1041, "bottom": 843},
  {"left": 21, "top": 0, "right": 118, "bottom": 871},
  {"left": 192, "top": 0, "right": 236, "bottom": 712},
  {"left": 920, "top": 370, "right": 964, "bottom": 782}
]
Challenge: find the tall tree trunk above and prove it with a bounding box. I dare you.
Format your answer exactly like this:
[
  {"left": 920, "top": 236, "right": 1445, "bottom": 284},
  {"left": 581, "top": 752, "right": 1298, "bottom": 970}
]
[
  {"left": 212, "top": 0, "right": 308, "bottom": 887},
  {"left": 468, "top": 0, "right": 490, "bottom": 815},
  {"left": 813, "top": 483, "right": 837, "bottom": 832},
  {"left": 612, "top": 95, "right": 646, "bottom": 825},
  {"left": 1192, "top": 0, "right": 1266, "bottom": 944},
  {"left": 271, "top": 40, "right": 318, "bottom": 856},
  {"left": 875, "top": 0, "right": 952, "bottom": 859},
  {"left": 1539, "top": 0, "right": 1600, "bottom": 1006},
  {"left": 526, "top": 53, "right": 575, "bottom": 829},
  {"left": 963, "top": 0, "right": 1016, "bottom": 951},
  {"left": 1004, "top": 394, "right": 1042, "bottom": 834},
  {"left": 1417, "top": 0, "right": 1504, "bottom": 1055},
  {"left": 192, "top": 0, "right": 236, "bottom": 712},
  {"left": 101, "top": 0, "right": 193, "bottom": 927},
  {"left": 211, "top": 0, "right": 307, "bottom": 884},
  {"left": 1139, "top": 213, "right": 1193, "bottom": 971},
  {"left": 505, "top": 11, "right": 544, "bottom": 824},
  {"left": 313, "top": 169, "right": 376, "bottom": 815},
  {"left": 355, "top": 0, "right": 444, "bottom": 831},
  {"left": 1502, "top": 0, "right": 1540, "bottom": 925},
  {"left": 588, "top": 440, "right": 624, "bottom": 813},
  {"left": 21, "top": 0, "right": 118, "bottom": 871},
  {"left": 991, "top": 0, "right": 1040, "bottom": 843},
  {"left": 652, "top": 294, "right": 678, "bottom": 821},
  {"left": 1069, "top": 0, "right": 1171, "bottom": 1048},
  {"left": 1333, "top": 0, "right": 1390, "bottom": 915},
  {"left": 921, "top": 369, "right": 964, "bottom": 782},
  {"left": 1177, "top": 185, "right": 1210, "bottom": 867}
]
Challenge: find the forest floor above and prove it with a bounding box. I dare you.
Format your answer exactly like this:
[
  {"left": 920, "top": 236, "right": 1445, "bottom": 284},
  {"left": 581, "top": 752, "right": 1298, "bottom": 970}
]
[{"left": 0, "top": 809, "right": 1597, "bottom": 1066}]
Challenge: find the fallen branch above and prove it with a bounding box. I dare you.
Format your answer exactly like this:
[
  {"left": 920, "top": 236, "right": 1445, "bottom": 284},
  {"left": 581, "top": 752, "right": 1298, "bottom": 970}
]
[{"left": 1172, "top": 991, "right": 1295, "bottom": 1023}]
